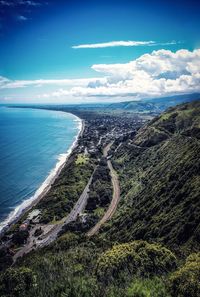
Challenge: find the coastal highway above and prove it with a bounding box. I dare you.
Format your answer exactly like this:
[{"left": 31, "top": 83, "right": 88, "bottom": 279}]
[
  {"left": 87, "top": 143, "right": 120, "bottom": 236},
  {"left": 13, "top": 142, "right": 119, "bottom": 260},
  {"left": 13, "top": 168, "right": 95, "bottom": 261},
  {"left": 38, "top": 171, "right": 95, "bottom": 248}
]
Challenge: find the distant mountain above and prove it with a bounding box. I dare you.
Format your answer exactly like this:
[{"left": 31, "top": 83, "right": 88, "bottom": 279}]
[
  {"left": 107, "top": 93, "right": 200, "bottom": 113},
  {"left": 11, "top": 93, "right": 200, "bottom": 117},
  {"left": 103, "top": 100, "right": 200, "bottom": 254}
]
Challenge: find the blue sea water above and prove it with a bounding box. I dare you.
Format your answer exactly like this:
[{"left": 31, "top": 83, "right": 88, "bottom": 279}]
[{"left": 0, "top": 107, "right": 81, "bottom": 232}]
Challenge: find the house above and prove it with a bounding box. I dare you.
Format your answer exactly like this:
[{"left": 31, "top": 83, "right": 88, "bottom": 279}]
[{"left": 19, "top": 222, "right": 29, "bottom": 231}]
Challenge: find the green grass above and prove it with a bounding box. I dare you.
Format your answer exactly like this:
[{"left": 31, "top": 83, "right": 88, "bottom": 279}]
[
  {"left": 94, "top": 207, "right": 105, "bottom": 218},
  {"left": 75, "top": 154, "right": 89, "bottom": 165},
  {"left": 127, "top": 277, "right": 170, "bottom": 297}
]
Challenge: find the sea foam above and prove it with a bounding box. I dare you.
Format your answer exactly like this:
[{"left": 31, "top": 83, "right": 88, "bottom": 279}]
[{"left": 0, "top": 112, "right": 82, "bottom": 234}]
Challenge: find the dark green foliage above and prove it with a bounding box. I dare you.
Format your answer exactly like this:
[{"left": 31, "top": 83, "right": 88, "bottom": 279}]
[
  {"left": 0, "top": 101, "right": 199, "bottom": 296},
  {"left": 0, "top": 238, "right": 174, "bottom": 297},
  {"left": 126, "top": 277, "right": 170, "bottom": 297},
  {"left": 96, "top": 241, "right": 177, "bottom": 283},
  {"left": 0, "top": 267, "right": 36, "bottom": 297},
  {"left": 60, "top": 214, "right": 98, "bottom": 234},
  {"left": 52, "top": 232, "right": 80, "bottom": 251},
  {"left": 12, "top": 230, "right": 29, "bottom": 245},
  {"left": 0, "top": 248, "right": 13, "bottom": 272},
  {"left": 103, "top": 101, "right": 200, "bottom": 253},
  {"left": 8, "top": 238, "right": 103, "bottom": 297},
  {"left": 86, "top": 160, "right": 112, "bottom": 212},
  {"left": 169, "top": 252, "right": 200, "bottom": 297},
  {"left": 37, "top": 155, "right": 95, "bottom": 223}
]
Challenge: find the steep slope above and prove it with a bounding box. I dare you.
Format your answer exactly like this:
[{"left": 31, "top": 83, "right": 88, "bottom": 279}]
[
  {"left": 103, "top": 101, "right": 200, "bottom": 254},
  {"left": 0, "top": 101, "right": 200, "bottom": 297}
]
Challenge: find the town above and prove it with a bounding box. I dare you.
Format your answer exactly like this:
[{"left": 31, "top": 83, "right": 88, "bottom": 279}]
[{"left": 0, "top": 106, "right": 151, "bottom": 267}]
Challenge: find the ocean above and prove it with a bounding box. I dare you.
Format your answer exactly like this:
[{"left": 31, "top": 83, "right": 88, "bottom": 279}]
[{"left": 0, "top": 106, "right": 81, "bottom": 232}]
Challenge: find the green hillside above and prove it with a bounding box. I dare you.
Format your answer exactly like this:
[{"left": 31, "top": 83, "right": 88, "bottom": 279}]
[
  {"left": 107, "top": 93, "right": 200, "bottom": 113},
  {"left": 103, "top": 101, "right": 200, "bottom": 254},
  {"left": 0, "top": 101, "right": 199, "bottom": 297}
]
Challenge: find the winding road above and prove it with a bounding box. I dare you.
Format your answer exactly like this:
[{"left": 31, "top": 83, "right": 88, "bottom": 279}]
[
  {"left": 13, "top": 169, "right": 95, "bottom": 261},
  {"left": 87, "top": 143, "right": 120, "bottom": 236},
  {"left": 13, "top": 142, "right": 120, "bottom": 261}
]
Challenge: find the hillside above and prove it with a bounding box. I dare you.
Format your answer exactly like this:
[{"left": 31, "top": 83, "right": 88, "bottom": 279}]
[
  {"left": 103, "top": 100, "right": 200, "bottom": 254},
  {"left": 107, "top": 93, "right": 200, "bottom": 113},
  {"left": 0, "top": 101, "right": 199, "bottom": 297},
  {"left": 23, "top": 93, "right": 200, "bottom": 117}
]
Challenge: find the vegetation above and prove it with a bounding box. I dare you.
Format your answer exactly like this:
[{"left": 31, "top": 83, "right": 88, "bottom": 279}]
[
  {"left": 169, "top": 252, "right": 200, "bottom": 297},
  {"left": 75, "top": 154, "right": 89, "bottom": 165},
  {"left": 0, "top": 267, "right": 36, "bottom": 297},
  {"left": 126, "top": 277, "right": 170, "bottom": 297},
  {"left": 0, "top": 248, "right": 13, "bottom": 272},
  {"left": 61, "top": 156, "right": 113, "bottom": 234},
  {"left": 103, "top": 101, "right": 200, "bottom": 255},
  {"left": 86, "top": 157, "right": 112, "bottom": 214},
  {"left": 12, "top": 230, "right": 29, "bottom": 245},
  {"left": 0, "top": 100, "right": 199, "bottom": 296},
  {"left": 37, "top": 154, "right": 95, "bottom": 223},
  {"left": 96, "top": 241, "right": 177, "bottom": 283}
]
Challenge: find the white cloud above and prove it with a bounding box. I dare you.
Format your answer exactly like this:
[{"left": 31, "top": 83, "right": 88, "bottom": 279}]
[
  {"left": 1, "top": 48, "right": 200, "bottom": 102},
  {"left": 72, "top": 40, "right": 157, "bottom": 49},
  {"left": 72, "top": 40, "right": 179, "bottom": 49},
  {"left": 67, "top": 48, "right": 200, "bottom": 99},
  {"left": 0, "top": 77, "right": 107, "bottom": 89}
]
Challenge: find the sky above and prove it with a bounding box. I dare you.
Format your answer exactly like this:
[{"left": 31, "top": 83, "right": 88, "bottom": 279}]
[{"left": 0, "top": 0, "right": 200, "bottom": 103}]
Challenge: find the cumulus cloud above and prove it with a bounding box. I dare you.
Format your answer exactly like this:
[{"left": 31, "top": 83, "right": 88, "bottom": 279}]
[
  {"left": 1, "top": 48, "right": 200, "bottom": 102},
  {"left": 68, "top": 48, "right": 200, "bottom": 99}
]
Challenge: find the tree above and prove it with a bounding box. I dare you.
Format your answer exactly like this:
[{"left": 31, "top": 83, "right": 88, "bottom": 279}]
[
  {"left": 169, "top": 253, "right": 200, "bottom": 297},
  {"left": 0, "top": 267, "right": 37, "bottom": 297}
]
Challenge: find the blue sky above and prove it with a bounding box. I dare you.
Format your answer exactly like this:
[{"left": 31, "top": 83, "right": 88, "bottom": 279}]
[{"left": 0, "top": 0, "right": 200, "bottom": 103}]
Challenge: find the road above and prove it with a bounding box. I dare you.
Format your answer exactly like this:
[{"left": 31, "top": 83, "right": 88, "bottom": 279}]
[
  {"left": 13, "top": 142, "right": 120, "bottom": 260},
  {"left": 87, "top": 143, "right": 120, "bottom": 236},
  {"left": 13, "top": 169, "right": 95, "bottom": 261},
  {"left": 38, "top": 172, "right": 94, "bottom": 247}
]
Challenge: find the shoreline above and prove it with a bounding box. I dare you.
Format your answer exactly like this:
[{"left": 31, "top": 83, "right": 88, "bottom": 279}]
[{"left": 0, "top": 111, "right": 84, "bottom": 237}]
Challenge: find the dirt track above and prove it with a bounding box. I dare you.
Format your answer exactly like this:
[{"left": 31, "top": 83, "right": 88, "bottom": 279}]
[{"left": 87, "top": 143, "right": 120, "bottom": 236}]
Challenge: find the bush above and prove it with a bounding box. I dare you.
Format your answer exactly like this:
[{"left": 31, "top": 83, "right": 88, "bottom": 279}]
[
  {"left": 126, "top": 277, "right": 170, "bottom": 297},
  {"left": 0, "top": 267, "right": 37, "bottom": 297},
  {"left": 53, "top": 232, "right": 79, "bottom": 250},
  {"left": 12, "top": 230, "right": 29, "bottom": 245},
  {"left": 96, "top": 240, "right": 177, "bottom": 282},
  {"left": 0, "top": 248, "right": 13, "bottom": 272},
  {"left": 169, "top": 252, "right": 200, "bottom": 297}
]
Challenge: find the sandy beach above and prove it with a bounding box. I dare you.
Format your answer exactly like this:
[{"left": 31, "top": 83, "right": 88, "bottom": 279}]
[{"left": 0, "top": 112, "right": 84, "bottom": 237}]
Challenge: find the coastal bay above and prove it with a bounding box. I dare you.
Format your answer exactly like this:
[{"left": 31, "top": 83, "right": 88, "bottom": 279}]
[{"left": 0, "top": 107, "right": 81, "bottom": 234}]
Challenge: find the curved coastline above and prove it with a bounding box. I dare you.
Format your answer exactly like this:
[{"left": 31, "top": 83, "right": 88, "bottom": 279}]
[{"left": 0, "top": 111, "right": 83, "bottom": 236}]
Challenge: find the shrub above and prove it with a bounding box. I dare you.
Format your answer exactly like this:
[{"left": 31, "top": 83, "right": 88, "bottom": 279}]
[
  {"left": 126, "top": 277, "right": 170, "bottom": 297},
  {"left": 0, "top": 248, "right": 13, "bottom": 272},
  {"left": 53, "top": 232, "right": 79, "bottom": 250},
  {"left": 0, "top": 267, "right": 37, "bottom": 297},
  {"left": 12, "top": 230, "right": 29, "bottom": 245},
  {"left": 169, "top": 252, "right": 200, "bottom": 297},
  {"left": 96, "top": 240, "right": 177, "bottom": 282}
]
